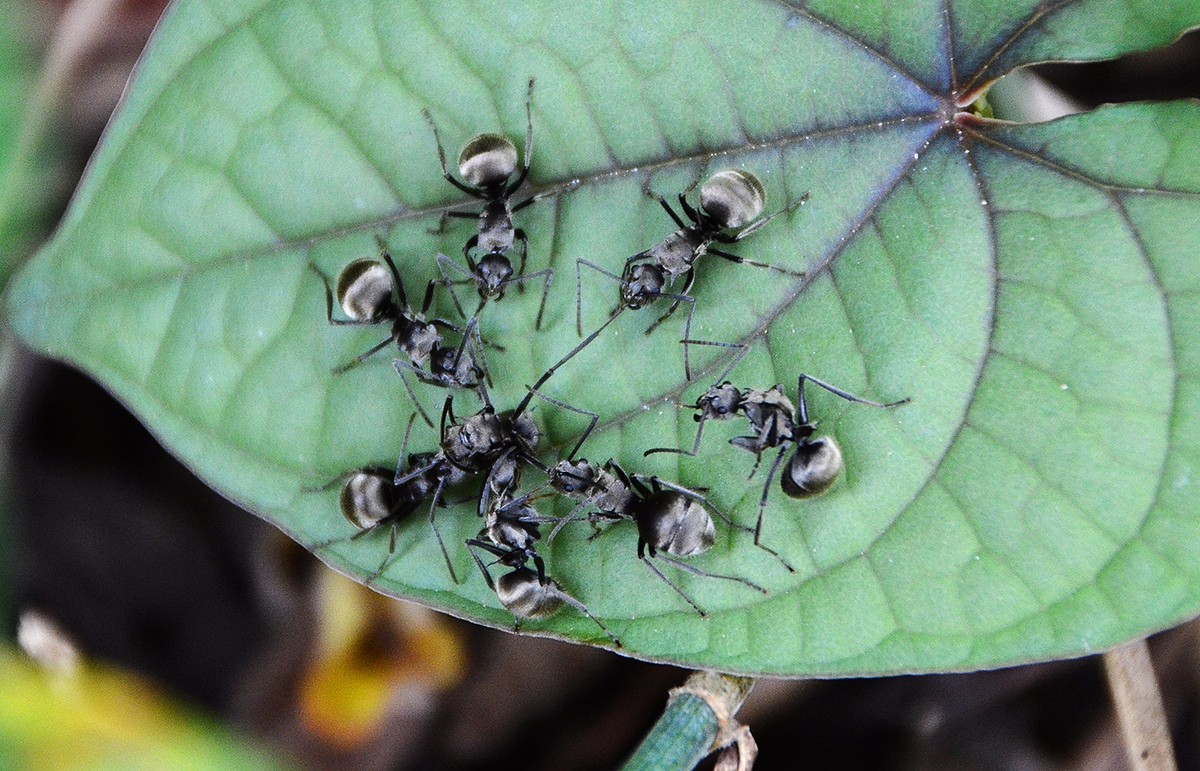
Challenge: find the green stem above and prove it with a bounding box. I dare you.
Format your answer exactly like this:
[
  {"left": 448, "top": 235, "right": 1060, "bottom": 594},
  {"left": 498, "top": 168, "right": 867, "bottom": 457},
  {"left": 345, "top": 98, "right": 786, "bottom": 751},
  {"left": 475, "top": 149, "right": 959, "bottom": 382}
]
[{"left": 622, "top": 671, "right": 754, "bottom": 771}]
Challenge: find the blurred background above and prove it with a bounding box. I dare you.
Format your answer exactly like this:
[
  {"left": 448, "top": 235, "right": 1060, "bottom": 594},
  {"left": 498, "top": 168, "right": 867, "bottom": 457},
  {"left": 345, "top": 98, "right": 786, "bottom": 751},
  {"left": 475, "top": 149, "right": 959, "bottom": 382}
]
[{"left": 1, "top": 1, "right": 1198, "bottom": 768}]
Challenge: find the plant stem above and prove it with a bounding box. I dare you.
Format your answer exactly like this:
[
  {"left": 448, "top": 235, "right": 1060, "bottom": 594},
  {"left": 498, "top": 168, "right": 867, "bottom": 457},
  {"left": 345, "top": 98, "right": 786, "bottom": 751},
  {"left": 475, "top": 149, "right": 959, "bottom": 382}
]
[
  {"left": 622, "top": 671, "right": 755, "bottom": 771},
  {"left": 1103, "top": 638, "right": 1176, "bottom": 771}
]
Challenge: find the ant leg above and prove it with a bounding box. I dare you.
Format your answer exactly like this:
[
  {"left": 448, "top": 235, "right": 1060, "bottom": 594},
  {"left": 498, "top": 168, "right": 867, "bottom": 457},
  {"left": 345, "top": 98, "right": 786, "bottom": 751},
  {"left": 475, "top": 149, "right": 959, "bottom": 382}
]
[
  {"left": 677, "top": 339, "right": 750, "bottom": 386},
  {"left": 677, "top": 191, "right": 701, "bottom": 223},
  {"left": 576, "top": 258, "right": 626, "bottom": 337},
  {"left": 498, "top": 268, "right": 553, "bottom": 330},
  {"left": 547, "top": 500, "right": 593, "bottom": 544},
  {"left": 466, "top": 538, "right": 501, "bottom": 591},
  {"left": 438, "top": 208, "right": 478, "bottom": 230},
  {"left": 643, "top": 269, "right": 696, "bottom": 338},
  {"left": 377, "top": 243, "right": 409, "bottom": 307},
  {"left": 639, "top": 542, "right": 708, "bottom": 617},
  {"left": 754, "top": 445, "right": 797, "bottom": 573},
  {"left": 461, "top": 234, "right": 480, "bottom": 262},
  {"left": 513, "top": 305, "right": 624, "bottom": 418},
  {"left": 423, "top": 109, "right": 484, "bottom": 199},
  {"left": 505, "top": 76, "right": 535, "bottom": 195},
  {"left": 393, "top": 450, "right": 442, "bottom": 487},
  {"left": 547, "top": 581, "right": 622, "bottom": 647},
  {"left": 654, "top": 552, "right": 768, "bottom": 594},
  {"left": 641, "top": 290, "right": 698, "bottom": 379},
  {"left": 333, "top": 336, "right": 394, "bottom": 374},
  {"left": 708, "top": 247, "right": 806, "bottom": 278},
  {"left": 434, "top": 252, "right": 473, "bottom": 319},
  {"left": 643, "top": 415, "right": 707, "bottom": 458},
  {"left": 796, "top": 373, "right": 911, "bottom": 424},
  {"left": 314, "top": 266, "right": 371, "bottom": 327},
  {"left": 650, "top": 475, "right": 794, "bottom": 571},
  {"left": 514, "top": 229, "right": 528, "bottom": 294},
  {"left": 398, "top": 411, "right": 417, "bottom": 465},
  {"left": 654, "top": 194, "right": 689, "bottom": 229},
  {"left": 390, "top": 361, "right": 436, "bottom": 427},
  {"left": 524, "top": 386, "right": 598, "bottom": 461},
  {"left": 428, "top": 477, "right": 460, "bottom": 584},
  {"left": 722, "top": 192, "right": 811, "bottom": 243}
]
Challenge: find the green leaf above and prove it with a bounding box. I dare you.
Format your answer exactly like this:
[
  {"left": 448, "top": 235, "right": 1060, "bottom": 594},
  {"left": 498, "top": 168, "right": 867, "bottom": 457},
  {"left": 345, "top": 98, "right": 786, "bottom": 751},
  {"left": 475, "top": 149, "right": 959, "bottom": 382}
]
[
  {"left": 0, "top": 0, "right": 41, "bottom": 286},
  {"left": 6, "top": 0, "right": 1200, "bottom": 676}
]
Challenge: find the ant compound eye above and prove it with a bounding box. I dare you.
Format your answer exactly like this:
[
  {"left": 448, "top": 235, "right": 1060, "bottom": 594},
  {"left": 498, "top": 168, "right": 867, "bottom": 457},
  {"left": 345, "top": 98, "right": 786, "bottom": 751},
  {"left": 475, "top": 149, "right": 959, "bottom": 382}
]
[
  {"left": 458, "top": 133, "right": 518, "bottom": 187},
  {"left": 336, "top": 259, "right": 392, "bottom": 322},
  {"left": 700, "top": 169, "right": 766, "bottom": 229}
]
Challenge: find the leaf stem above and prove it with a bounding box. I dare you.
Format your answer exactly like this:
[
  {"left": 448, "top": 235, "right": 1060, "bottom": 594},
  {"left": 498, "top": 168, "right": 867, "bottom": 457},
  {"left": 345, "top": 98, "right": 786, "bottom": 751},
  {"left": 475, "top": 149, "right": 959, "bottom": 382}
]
[
  {"left": 622, "top": 671, "right": 755, "bottom": 771},
  {"left": 1103, "top": 639, "right": 1176, "bottom": 771}
]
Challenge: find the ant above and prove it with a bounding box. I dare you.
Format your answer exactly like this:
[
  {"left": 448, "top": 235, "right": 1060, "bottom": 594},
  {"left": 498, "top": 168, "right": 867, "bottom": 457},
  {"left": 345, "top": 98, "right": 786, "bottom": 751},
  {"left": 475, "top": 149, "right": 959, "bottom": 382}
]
[
  {"left": 544, "top": 458, "right": 771, "bottom": 617},
  {"left": 464, "top": 452, "right": 621, "bottom": 646},
  {"left": 318, "top": 241, "right": 489, "bottom": 427},
  {"left": 324, "top": 415, "right": 469, "bottom": 582},
  {"left": 425, "top": 78, "right": 554, "bottom": 328},
  {"left": 576, "top": 169, "right": 806, "bottom": 378},
  {"left": 645, "top": 373, "right": 908, "bottom": 555}
]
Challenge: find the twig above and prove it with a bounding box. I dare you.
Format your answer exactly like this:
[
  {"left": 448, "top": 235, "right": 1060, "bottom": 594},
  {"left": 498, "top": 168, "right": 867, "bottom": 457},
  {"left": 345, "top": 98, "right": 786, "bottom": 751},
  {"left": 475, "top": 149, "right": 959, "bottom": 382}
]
[
  {"left": 622, "top": 671, "right": 756, "bottom": 771},
  {"left": 1103, "top": 638, "right": 1176, "bottom": 771}
]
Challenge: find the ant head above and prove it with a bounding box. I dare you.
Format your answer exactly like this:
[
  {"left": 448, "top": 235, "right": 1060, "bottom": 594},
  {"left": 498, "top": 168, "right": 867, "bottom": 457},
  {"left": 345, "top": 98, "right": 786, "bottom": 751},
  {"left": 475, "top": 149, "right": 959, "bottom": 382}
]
[
  {"left": 622, "top": 264, "right": 666, "bottom": 308},
  {"left": 336, "top": 259, "right": 394, "bottom": 322},
  {"left": 700, "top": 169, "right": 766, "bottom": 229},
  {"left": 430, "top": 344, "right": 475, "bottom": 381},
  {"left": 549, "top": 460, "right": 597, "bottom": 495},
  {"left": 476, "top": 254, "right": 514, "bottom": 295},
  {"left": 696, "top": 382, "right": 742, "bottom": 421},
  {"left": 781, "top": 436, "right": 843, "bottom": 499},
  {"left": 458, "top": 133, "right": 518, "bottom": 188},
  {"left": 339, "top": 469, "right": 393, "bottom": 529},
  {"left": 496, "top": 567, "right": 561, "bottom": 619}
]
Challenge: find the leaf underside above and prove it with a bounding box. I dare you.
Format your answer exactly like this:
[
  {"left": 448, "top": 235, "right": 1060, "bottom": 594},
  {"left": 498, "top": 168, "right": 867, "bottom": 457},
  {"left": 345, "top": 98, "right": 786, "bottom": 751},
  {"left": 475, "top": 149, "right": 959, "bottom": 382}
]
[{"left": 7, "top": 0, "right": 1200, "bottom": 676}]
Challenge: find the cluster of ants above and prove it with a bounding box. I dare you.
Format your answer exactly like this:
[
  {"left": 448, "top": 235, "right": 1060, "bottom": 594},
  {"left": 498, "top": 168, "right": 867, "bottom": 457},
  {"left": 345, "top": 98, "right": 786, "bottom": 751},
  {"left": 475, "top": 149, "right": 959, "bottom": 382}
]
[{"left": 315, "top": 80, "right": 908, "bottom": 647}]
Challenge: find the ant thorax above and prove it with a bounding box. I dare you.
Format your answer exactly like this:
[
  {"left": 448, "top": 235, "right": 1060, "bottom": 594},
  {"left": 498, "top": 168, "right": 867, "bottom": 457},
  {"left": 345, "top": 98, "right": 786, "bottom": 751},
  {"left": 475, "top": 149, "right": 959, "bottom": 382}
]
[
  {"left": 392, "top": 314, "right": 441, "bottom": 366},
  {"left": 486, "top": 512, "right": 541, "bottom": 554},
  {"left": 477, "top": 199, "right": 517, "bottom": 255},
  {"left": 443, "top": 410, "right": 506, "bottom": 470},
  {"left": 636, "top": 492, "right": 716, "bottom": 558},
  {"left": 738, "top": 386, "right": 797, "bottom": 440},
  {"left": 549, "top": 460, "right": 633, "bottom": 517},
  {"left": 621, "top": 263, "right": 666, "bottom": 309},
  {"left": 647, "top": 227, "right": 709, "bottom": 279},
  {"left": 497, "top": 410, "right": 540, "bottom": 456}
]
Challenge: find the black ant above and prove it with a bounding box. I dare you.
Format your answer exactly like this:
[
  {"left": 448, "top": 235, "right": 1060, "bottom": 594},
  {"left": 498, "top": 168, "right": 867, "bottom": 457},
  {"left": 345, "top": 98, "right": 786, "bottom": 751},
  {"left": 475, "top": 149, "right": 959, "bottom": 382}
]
[
  {"left": 645, "top": 373, "right": 908, "bottom": 555},
  {"left": 425, "top": 78, "right": 554, "bottom": 328},
  {"left": 322, "top": 415, "right": 469, "bottom": 582},
  {"left": 318, "top": 242, "right": 489, "bottom": 427},
  {"left": 576, "top": 169, "right": 805, "bottom": 378},
  {"left": 544, "top": 458, "right": 771, "bottom": 617},
  {"left": 464, "top": 452, "right": 620, "bottom": 646}
]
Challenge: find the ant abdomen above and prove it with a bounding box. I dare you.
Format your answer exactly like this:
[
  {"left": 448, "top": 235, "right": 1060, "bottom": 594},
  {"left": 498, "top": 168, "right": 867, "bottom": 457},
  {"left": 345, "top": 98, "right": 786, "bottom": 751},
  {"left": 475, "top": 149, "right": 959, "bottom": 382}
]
[
  {"left": 336, "top": 259, "right": 394, "bottom": 323},
  {"left": 339, "top": 468, "right": 394, "bottom": 529},
  {"left": 637, "top": 494, "right": 716, "bottom": 558},
  {"left": 781, "top": 436, "right": 844, "bottom": 499},
  {"left": 496, "top": 568, "right": 562, "bottom": 619},
  {"left": 458, "top": 133, "right": 519, "bottom": 188},
  {"left": 699, "top": 169, "right": 766, "bottom": 229}
]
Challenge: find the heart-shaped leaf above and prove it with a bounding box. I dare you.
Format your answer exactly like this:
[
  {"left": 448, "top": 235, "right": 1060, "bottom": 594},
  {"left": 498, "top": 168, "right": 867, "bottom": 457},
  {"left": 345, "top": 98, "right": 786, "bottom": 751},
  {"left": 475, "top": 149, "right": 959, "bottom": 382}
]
[{"left": 6, "top": 0, "right": 1200, "bottom": 676}]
